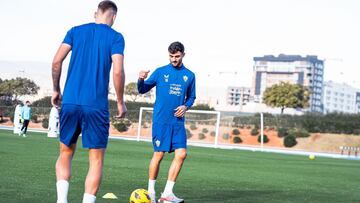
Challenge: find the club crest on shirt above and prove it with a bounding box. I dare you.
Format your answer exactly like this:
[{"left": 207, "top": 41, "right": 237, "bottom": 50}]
[
  {"left": 164, "top": 74, "right": 169, "bottom": 82},
  {"left": 155, "top": 140, "right": 161, "bottom": 147},
  {"left": 183, "top": 75, "right": 188, "bottom": 82}
]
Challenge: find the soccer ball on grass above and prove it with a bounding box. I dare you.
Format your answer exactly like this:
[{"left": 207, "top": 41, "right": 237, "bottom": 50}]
[{"left": 129, "top": 188, "right": 151, "bottom": 203}]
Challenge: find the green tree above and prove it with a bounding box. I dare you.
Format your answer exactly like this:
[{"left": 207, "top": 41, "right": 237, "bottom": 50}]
[
  {"left": 0, "top": 77, "right": 39, "bottom": 101},
  {"left": 125, "top": 82, "right": 139, "bottom": 102},
  {"left": 263, "top": 82, "right": 310, "bottom": 114}
]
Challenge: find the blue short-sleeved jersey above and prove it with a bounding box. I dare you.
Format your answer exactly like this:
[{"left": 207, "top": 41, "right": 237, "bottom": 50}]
[
  {"left": 62, "top": 23, "right": 125, "bottom": 110},
  {"left": 138, "top": 64, "right": 196, "bottom": 124}
]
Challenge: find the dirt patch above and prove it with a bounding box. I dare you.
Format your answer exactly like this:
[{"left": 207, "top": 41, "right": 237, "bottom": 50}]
[{"left": 295, "top": 133, "right": 360, "bottom": 153}]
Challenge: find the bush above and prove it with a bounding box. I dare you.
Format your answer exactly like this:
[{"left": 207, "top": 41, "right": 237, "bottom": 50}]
[
  {"left": 42, "top": 117, "right": 49, "bottom": 129},
  {"left": 108, "top": 100, "right": 153, "bottom": 122},
  {"left": 112, "top": 119, "right": 131, "bottom": 132},
  {"left": 268, "top": 126, "right": 275, "bottom": 130},
  {"left": 353, "top": 129, "right": 360, "bottom": 135},
  {"left": 186, "top": 128, "right": 193, "bottom": 139},
  {"left": 198, "top": 133, "right": 206, "bottom": 140},
  {"left": 31, "top": 114, "right": 39, "bottom": 123},
  {"left": 202, "top": 128, "right": 209, "bottom": 133},
  {"left": 284, "top": 135, "right": 297, "bottom": 147},
  {"left": 257, "top": 134, "right": 269, "bottom": 143},
  {"left": 9, "top": 110, "right": 15, "bottom": 124},
  {"left": 222, "top": 133, "right": 230, "bottom": 140},
  {"left": 250, "top": 128, "right": 259, "bottom": 136},
  {"left": 233, "top": 136, "right": 242, "bottom": 143},
  {"left": 143, "top": 122, "right": 149, "bottom": 128},
  {"left": 210, "top": 131, "right": 216, "bottom": 137},
  {"left": 190, "top": 124, "right": 197, "bottom": 130},
  {"left": 277, "top": 127, "right": 289, "bottom": 138},
  {"left": 232, "top": 128, "right": 240, "bottom": 135},
  {"left": 290, "top": 128, "right": 310, "bottom": 138}
]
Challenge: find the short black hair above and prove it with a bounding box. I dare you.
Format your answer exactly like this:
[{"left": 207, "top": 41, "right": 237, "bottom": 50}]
[
  {"left": 25, "top": 101, "right": 30, "bottom": 104},
  {"left": 168, "top": 41, "right": 185, "bottom": 54},
  {"left": 98, "top": 0, "right": 117, "bottom": 13}
]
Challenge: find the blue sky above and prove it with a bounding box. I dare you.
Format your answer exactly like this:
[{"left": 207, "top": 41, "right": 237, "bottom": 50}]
[{"left": 0, "top": 0, "right": 359, "bottom": 93}]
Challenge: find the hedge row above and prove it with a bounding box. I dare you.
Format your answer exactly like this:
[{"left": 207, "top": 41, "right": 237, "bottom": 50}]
[{"left": 233, "top": 113, "right": 360, "bottom": 135}]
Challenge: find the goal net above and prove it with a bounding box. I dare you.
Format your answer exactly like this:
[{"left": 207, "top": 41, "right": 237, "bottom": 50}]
[{"left": 137, "top": 107, "right": 221, "bottom": 147}]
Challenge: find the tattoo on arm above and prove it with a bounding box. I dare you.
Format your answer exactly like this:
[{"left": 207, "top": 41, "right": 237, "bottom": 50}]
[
  {"left": 52, "top": 64, "right": 61, "bottom": 92},
  {"left": 52, "top": 44, "right": 71, "bottom": 92}
]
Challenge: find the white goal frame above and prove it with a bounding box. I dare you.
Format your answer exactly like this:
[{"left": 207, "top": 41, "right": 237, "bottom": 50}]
[{"left": 137, "top": 107, "right": 221, "bottom": 147}]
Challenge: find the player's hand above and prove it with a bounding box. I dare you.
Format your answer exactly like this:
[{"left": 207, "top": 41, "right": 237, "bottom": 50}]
[
  {"left": 115, "top": 101, "right": 127, "bottom": 119},
  {"left": 174, "top": 105, "right": 187, "bottom": 117},
  {"left": 51, "top": 91, "right": 62, "bottom": 108},
  {"left": 139, "top": 70, "right": 150, "bottom": 80}
]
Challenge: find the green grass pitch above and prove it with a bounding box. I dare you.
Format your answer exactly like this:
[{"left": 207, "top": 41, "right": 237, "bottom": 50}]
[{"left": 0, "top": 129, "right": 359, "bottom": 203}]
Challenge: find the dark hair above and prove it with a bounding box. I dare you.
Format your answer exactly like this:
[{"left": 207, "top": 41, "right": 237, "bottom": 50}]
[
  {"left": 168, "top": 41, "right": 185, "bottom": 54},
  {"left": 98, "top": 0, "right": 117, "bottom": 13},
  {"left": 25, "top": 101, "right": 30, "bottom": 104}
]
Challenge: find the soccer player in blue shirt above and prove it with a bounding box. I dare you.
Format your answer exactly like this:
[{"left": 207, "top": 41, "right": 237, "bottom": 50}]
[
  {"left": 138, "top": 42, "right": 196, "bottom": 203},
  {"left": 51, "top": 1, "right": 126, "bottom": 203},
  {"left": 20, "top": 101, "right": 31, "bottom": 137}
]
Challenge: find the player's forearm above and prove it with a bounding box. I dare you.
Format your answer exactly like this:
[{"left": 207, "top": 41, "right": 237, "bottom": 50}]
[
  {"left": 52, "top": 62, "right": 62, "bottom": 92},
  {"left": 184, "top": 97, "right": 195, "bottom": 109},
  {"left": 137, "top": 79, "right": 152, "bottom": 94},
  {"left": 114, "top": 69, "right": 126, "bottom": 103}
]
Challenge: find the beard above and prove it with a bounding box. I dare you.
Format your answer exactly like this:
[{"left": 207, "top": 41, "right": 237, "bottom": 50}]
[{"left": 171, "top": 60, "right": 182, "bottom": 67}]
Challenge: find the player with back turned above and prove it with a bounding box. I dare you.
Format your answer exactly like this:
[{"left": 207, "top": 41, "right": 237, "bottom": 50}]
[{"left": 51, "top": 1, "right": 126, "bottom": 203}]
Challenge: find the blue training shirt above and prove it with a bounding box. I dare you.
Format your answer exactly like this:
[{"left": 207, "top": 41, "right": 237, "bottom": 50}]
[
  {"left": 21, "top": 106, "right": 31, "bottom": 120},
  {"left": 62, "top": 23, "right": 125, "bottom": 110},
  {"left": 138, "top": 64, "right": 196, "bottom": 124}
]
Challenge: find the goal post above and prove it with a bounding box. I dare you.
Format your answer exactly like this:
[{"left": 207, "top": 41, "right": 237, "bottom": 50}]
[{"left": 137, "top": 107, "right": 221, "bottom": 147}]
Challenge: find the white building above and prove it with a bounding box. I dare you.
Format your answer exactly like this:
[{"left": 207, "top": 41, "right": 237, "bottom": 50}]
[
  {"left": 323, "top": 81, "right": 359, "bottom": 114},
  {"left": 252, "top": 54, "right": 324, "bottom": 112},
  {"left": 226, "top": 86, "right": 250, "bottom": 107}
]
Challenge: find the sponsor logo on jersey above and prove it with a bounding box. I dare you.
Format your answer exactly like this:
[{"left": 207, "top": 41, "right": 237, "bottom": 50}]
[
  {"left": 183, "top": 75, "right": 188, "bottom": 82},
  {"left": 169, "top": 84, "right": 182, "bottom": 96}
]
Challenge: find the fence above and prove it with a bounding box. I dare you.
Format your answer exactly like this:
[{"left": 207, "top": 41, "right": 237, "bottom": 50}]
[{"left": 1, "top": 105, "right": 360, "bottom": 157}]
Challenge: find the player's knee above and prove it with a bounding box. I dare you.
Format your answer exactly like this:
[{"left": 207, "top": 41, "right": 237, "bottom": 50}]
[
  {"left": 176, "top": 150, "right": 187, "bottom": 160},
  {"left": 89, "top": 156, "right": 104, "bottom": 169},
  {"left": 60, "top": 144, "right": 75, "bottom": 156},
  {"left": 153, "top": 152, "right": 165, "bottom": 162}
]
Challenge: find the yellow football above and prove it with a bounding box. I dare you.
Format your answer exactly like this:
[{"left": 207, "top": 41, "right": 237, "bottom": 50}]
[
  {"left": 129, "top": 188, "right": 151, "bottom": 203},
  {"left": 309, "top": 154, "right": 315, "bottom": 160}
]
